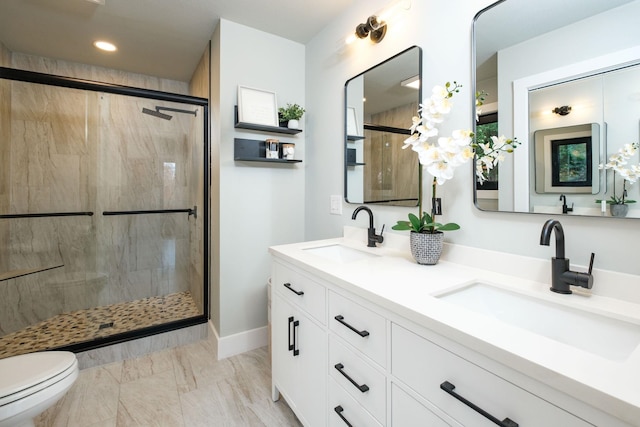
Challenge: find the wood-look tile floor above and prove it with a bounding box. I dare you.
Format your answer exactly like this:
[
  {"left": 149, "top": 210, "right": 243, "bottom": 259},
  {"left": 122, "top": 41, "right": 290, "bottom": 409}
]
[{"left": 36, "top": 341, "right": 302, "bottom": 427}]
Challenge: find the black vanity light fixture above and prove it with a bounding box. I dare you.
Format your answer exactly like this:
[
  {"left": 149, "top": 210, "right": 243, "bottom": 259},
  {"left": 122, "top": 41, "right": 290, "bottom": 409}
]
[
  {"left": 355, "top": 15, "right": 388, "bottom": 43},
  {"left": 350, "top": 0, "right": 411, "bottom": 45},
  {"left": 552, "top": 105, "right": 572, "bottom": 116}
]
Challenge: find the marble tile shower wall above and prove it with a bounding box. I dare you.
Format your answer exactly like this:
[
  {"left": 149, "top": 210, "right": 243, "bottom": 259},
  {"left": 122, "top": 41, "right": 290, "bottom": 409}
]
[
  {"left": 0, "top": 54, "right": 205, "bottom": 337},
  {"left": 0, "top": 44, "right": 10, "bottom": 277}
]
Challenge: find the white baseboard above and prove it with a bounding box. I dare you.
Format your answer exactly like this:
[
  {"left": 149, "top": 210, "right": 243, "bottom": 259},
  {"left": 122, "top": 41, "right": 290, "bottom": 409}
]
[{"left": 208, "top": 320, "right": 268, "bottom": 360}]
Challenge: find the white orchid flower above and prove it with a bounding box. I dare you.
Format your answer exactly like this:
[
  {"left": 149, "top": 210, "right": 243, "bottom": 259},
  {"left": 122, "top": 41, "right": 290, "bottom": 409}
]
[
  {"left": 415, "top": 143, "right": 442, "bottom": 166},
  {"left": 490, "top": 135, "right": 506, "bottom": 150},
  {"left": 402, "top": 133, "right": 420, "bottom": 149},
  {"left": 409, "top": 116, "right": 422, "bottom": 134},
  {"left": 426, "top": 161, "right": 455, "bottom": 185}
]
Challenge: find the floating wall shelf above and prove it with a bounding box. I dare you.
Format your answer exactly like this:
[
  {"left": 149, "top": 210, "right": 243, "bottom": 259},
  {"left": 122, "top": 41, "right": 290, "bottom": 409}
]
[
  {"left": 347, "top": 135, "right": 365, "bottom": 141},
  {"left": 234, "top": 138, "right": 302, "bottom": 164},
  {"left": 234, "top": 106, "right": 302, "bottom": 135}
]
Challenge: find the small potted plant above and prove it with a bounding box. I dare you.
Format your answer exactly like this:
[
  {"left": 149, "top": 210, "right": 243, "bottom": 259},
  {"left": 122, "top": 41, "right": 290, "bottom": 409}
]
[
  {"left": 278, "top": 103, "right": 305, "bottom": 129},
  {"left": 392, "top": 211, "right": 460, "bottom": 265}
]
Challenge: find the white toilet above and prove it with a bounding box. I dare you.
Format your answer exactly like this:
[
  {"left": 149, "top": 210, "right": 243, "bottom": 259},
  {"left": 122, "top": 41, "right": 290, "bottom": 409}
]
[{"left": 0, "top": 351, "right": 79, "bottom": 427}]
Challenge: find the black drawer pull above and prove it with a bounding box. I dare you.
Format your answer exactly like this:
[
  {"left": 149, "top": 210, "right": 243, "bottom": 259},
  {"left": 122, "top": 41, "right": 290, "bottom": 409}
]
[
  {"left": 288, "top": 316, "right": 294, "bottom": 352},
  {"left": 334, "top": 405, "right": 353, "bottom": 427},
  {"left": 334, "top": 315, "right": 369, "bottom": 337},
  {"left": 440, "top": 381, "right": 519, "bottom": 427},
  {"left": 335, "top": 363, "right": 369, "bottom": 393},
  {"left": 292, "top": 319, "right": 300, "bottom": 356},
  {"left": 283, "top": 282, "right": 304, "bottom": 296}
]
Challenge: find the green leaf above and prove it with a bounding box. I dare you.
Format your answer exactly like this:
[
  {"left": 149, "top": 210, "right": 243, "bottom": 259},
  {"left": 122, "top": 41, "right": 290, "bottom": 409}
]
[
  {"left": 438, "top": 223, "right": 460, "bottom": 231},
  {"left": 391, "top": 221, "right": 412, "bottom": 231},
  {"left": 408, "top": 213, "right": 422, "bottom": 231}
]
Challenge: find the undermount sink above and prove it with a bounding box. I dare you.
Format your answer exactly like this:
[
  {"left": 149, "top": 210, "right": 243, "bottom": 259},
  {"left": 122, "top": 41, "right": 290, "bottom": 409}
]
[
  {"left": 303, "top": 244, "right": 379, "bottom": 263},
  {"left": 437, "top": 282, "right": 640, "bottom": 361}
]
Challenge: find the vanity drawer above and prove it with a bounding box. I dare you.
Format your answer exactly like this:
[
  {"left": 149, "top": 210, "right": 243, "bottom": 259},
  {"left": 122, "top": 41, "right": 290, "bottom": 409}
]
[
  {"left": 391, "top": 384, "right": 456, "bottom": 427},
  {"left": 329, "top": 377, "right": 383, "bottom": 427},
  {"left": 329, "top": 335, "right": 386, "bottom": 424},
  {"left": 329, "top": 290, "right": 386, "bottom": 367},
  {"left": 273, "top": 263, "right": 326, "bottom": 324},
  {"left": 391, "top": 324, "right": 593, "bottom": 427}
]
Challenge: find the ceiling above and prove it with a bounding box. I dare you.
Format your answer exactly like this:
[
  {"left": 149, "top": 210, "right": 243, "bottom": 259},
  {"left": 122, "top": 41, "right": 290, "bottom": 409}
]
[{"left": 0, "top": 0, "right": 355, "bottom": 82}]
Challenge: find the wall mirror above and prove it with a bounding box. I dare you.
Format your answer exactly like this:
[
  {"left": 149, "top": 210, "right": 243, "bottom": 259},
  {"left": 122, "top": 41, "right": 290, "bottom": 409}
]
[
  {"left": 344, "top": 46, "right": 422, "bottom": 207},
  {"left": 473, "top": 0, "right": 640, "bottom": 218}
]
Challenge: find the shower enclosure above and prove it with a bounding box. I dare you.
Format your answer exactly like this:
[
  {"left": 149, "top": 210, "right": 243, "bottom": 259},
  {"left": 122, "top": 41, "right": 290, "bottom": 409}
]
[{"left": 0, "top": 68, "right": 209, "bottom": 358}]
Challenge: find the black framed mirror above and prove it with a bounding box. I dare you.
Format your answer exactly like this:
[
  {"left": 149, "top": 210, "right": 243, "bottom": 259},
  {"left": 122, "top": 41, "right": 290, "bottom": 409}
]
[
  {"left": 473, "top": 0, "right": 640, "bottom": 218},
  {"left": 344, "top": 46, "right": 422, "bottom": 207}
]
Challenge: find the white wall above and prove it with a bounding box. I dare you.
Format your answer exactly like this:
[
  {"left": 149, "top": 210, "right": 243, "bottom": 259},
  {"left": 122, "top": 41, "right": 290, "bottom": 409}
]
[
  {"left": 213, "top": 19, "right": 306, "bottom": 337},
  {"left": 304, "top": 0, "right": 640, "bottom": 276}
]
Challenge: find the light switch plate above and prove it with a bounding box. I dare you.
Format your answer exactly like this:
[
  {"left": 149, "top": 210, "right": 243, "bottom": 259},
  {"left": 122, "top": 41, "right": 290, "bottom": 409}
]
[{"left": 330, "top": 195, "right": 342, "bottom": 215}]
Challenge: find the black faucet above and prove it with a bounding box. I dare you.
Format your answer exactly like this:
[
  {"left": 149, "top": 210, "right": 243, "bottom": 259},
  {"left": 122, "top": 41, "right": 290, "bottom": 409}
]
[
  {"left": 559, "top": 194, "right": 573, "bottom": 214},
  {"left": 539, "top": 219, "right": 594, "bottom": 294},
  {"left": 351, "top": 206, "right": 384, "bottom": 247}
]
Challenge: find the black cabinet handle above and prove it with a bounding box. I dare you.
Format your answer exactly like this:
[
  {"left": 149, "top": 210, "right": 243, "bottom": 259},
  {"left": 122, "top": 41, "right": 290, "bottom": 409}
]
[
  {"left": 335, "top": 363, "right": 369, "bottom": 393},
  {"left": 440, "top": 381, "right": 519, "bottom": 427},
  {"left": 334, "top": 315, "right": 369, "bottom": 337},
  {"left": 292, "top": 319, "right": 300, "bottom": 356},
  {"left": 288, "top": 316, "right": 294, "bottom": 352},
  {"left": 334, "top": 405, "right": 353, "bottom": 427},
  {"left": 284, "top": 282, "right": 304, "bottom": 296}
]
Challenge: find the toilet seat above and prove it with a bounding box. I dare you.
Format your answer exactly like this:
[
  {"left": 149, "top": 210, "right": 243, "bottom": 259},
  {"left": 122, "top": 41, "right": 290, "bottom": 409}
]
[{"left": 0, "top": 352, "right": 78, "bottom": 407}]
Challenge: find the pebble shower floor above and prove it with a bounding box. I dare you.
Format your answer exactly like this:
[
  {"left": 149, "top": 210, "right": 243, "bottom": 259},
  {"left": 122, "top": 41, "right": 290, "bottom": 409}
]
[{"left": 0, "top": 291, "right": 200, "bottom": 359}]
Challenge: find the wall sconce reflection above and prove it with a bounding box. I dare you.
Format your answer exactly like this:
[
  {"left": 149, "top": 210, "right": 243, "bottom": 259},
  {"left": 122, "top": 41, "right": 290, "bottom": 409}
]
[{"left": 552, "top": 105, "right": 572, "bottom": 116}]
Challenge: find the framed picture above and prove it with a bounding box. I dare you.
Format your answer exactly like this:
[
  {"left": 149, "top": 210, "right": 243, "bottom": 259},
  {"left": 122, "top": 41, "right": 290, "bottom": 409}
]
[
  {"left": 550, "top": 136, "right": 592, "bottom": 187},
  {"left": 534, "top": 124, "right": 600, "bottom": 194},
  {"left": 237, "top": 86, "right": 278, "bottom": 126},
  {"left": 346, "top": 106, "right": 360, "bottom": 136}
]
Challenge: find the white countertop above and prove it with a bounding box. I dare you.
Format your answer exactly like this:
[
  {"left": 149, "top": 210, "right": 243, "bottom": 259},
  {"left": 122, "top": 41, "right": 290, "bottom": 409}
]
[{"left": 269, "top": 227, "right": 640, "bottom": 425}]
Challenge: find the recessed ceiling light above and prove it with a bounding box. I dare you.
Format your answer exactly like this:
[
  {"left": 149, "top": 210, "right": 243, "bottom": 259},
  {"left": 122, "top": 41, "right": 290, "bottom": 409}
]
[
  {"left": 93, "top": 40, "right": 117, "bottom": 52},
  {"left": 401, "top": 75, "right": 420, "bottom": 90}
]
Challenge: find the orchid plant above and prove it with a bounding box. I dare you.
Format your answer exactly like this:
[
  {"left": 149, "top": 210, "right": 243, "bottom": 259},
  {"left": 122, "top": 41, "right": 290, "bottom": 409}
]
[
  {"left": 392, "top": 81, "right": 518, "bottom": 234},
  {"left": 598, "top": 142, "right": 640, "bottom": 205}
]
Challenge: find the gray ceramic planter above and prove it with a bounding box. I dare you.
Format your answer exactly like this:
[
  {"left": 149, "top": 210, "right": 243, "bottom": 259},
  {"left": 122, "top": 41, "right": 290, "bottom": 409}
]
[
  {"left": 610, "top": 204, "right": 629, "bottom": 217},
  {"left": 410, "top": 231, "right": 443, "bottom": 265}
]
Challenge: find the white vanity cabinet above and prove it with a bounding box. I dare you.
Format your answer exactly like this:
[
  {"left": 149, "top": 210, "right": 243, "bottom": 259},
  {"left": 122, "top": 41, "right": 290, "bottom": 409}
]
[
  {"left": 270, "top": 252, "right": 633, "bottom": 427},
  {"left": 271, "top": 262, "right": 327, "bottom": 427}
]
